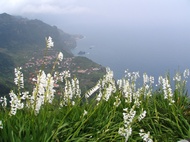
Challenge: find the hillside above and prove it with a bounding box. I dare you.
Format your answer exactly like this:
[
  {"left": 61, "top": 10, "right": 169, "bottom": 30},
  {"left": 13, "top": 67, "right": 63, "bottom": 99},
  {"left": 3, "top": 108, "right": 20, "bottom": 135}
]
[
  {"left": 0, "top": 13, "right": 77, "bottom": 52},
  {"left": 0, "top": 13, "right": 105, "bottom": 96}
]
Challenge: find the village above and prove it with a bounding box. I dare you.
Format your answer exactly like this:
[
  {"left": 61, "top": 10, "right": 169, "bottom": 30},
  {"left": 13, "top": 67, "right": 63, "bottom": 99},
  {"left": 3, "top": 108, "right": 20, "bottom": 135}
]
[{"left": 22, "top": 53, "right": 103, "bottom": 86}]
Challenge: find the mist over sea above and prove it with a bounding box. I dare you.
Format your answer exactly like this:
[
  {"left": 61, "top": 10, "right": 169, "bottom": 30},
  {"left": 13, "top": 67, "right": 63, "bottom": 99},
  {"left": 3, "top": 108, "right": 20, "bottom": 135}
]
[{"left": 71, "top": 25, "right": 190, "bottom": 82}]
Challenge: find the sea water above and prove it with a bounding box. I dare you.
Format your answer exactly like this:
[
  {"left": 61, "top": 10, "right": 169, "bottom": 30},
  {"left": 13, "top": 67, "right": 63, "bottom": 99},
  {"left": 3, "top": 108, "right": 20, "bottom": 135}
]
[{"left": 71, "top": 25, "right": 190, "bottom": 84}]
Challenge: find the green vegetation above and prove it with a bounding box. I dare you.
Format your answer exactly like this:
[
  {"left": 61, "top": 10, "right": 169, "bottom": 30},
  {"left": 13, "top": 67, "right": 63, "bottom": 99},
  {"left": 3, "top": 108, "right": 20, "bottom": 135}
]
[
  {"left": 0, "top": 64, "right": 190, "bottom": 141},
  {"left": 0, "top": 52, "right": 15, "bottom": 95}
]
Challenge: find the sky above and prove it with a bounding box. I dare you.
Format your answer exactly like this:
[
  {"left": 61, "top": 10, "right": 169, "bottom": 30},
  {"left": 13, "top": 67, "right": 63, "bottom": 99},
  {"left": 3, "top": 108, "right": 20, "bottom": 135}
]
[{"left": 0, "top": 0, "right": 190, "bottom": 33}]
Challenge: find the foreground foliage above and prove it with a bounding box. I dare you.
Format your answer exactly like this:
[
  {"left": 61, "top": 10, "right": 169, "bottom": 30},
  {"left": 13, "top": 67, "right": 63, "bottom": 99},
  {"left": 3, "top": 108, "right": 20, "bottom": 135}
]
[{"left": 0, "top": 37, "right": 190, "bottom": 142}]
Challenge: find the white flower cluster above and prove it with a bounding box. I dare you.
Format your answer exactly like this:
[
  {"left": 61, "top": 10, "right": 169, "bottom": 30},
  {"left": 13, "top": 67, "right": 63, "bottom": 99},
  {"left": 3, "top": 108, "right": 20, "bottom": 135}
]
[
  {"left": 0, "top": 96, "right": 7, "bottom": 108},
  {"left": 61, "top": 79, "right": 73, "bottom": 106},
  {"left": 142, "top": 73, "right": 154, "bottom": 98},
  {"left": 85, "top": 67, "right": 116, "bottom": 102},
  {"left": 45, "top": 73, "right": 56, "bottom": 103},
  {"left": 158, "top": 76, "right": 175, "bottom": 105},
  {"left": 101, "top": 68, "right": 116, "bottom": 101},
  {"left": 183, "top": 69, "right": 190, "bottom": 79},
  {"left": 118, "top": 107, "right": 136, "bottom": 141},
  {"left": 117, "top": 79, "right": 133, "bottom": 104},
  {"left": 71, "top": 78, "right": 81, "bottom": 98},
  {"left": 139, "top": 129, "right": 153, "bottom": 142},
  {"left": 8, "top": 67, "right": 29, "bottom": 116},
  {"left": 118, "top": 127, "right": 132, "bottom": 142},
  {"left": 117, "top": 70, "right": 142, "bottom": 106},
  {"left": 125, "top": 69, "right": 140, "bottom": 82},
  {"left": 14, "top": 67, "right": 24, "bottom": 88},
  {"left": 117, "top": 74, "right": 149, "bottom": 141},
  {"left": 58, "top": 52, "right": 63, "bottom": 62},
  {"left": 8, "top": 68, "right": 78, "bottom": 115},
  {"left": 138, "top": 109, "right": 147, "bottom": 121},
  {"left": 143, "top": 73, "right": 154, "bottom": 86},
  {"left": 173, "top": 72, "right": 182, "bottom": 82},
  {"left": 85, "top": 81, "right": 101, "bottom": 99},
  {"left": 46, "top": 36, "right": 54, "bottom": 48},
  {"left": 60, "top": 77, "right": 81, "bottom": 107},
  {"left": 173, "top": 69, "right": 190, "bottom": 89},
  {"left": 9, "top": 91, "right": 24, "bottom": 116},
  {"left": 29, "top": 71, "right": 56, "bottom": 114},
  {"left": 173, "top": 72, "right": 182, "bottom": 89},
  {"left": 54, "top": 70, "right": 71, "bottom": 83}
]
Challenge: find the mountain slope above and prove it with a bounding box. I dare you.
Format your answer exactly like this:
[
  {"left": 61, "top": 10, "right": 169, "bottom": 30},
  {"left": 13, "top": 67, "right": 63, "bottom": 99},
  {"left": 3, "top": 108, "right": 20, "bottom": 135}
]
[
  {"left": 0, "top": 13, "right": 105, "bottom": 96},
  {"left": 0, "top": 13, "right": 76, "bottom": 52}
]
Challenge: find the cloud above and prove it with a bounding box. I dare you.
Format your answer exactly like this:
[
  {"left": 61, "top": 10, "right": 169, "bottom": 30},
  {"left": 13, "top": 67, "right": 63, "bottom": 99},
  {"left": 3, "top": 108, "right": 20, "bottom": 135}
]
[
  {"left": 0, "top": 0, "right": 91, "bottom": 15},
  {"left": 1, "top": 0, "right": 190, "bottom": 28},
  {"left": 21, "top": 4, "right": 90, "bottom": 14}
]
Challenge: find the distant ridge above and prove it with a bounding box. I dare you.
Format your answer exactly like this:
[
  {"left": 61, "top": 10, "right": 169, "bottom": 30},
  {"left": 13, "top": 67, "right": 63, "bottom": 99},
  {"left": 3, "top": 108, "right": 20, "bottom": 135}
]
[{"left": 0, "top": 13, "right": 76, "bottom": 52}]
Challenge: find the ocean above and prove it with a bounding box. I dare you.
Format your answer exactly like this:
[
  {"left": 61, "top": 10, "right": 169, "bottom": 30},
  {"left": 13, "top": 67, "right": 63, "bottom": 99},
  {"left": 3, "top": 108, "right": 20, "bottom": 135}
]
[{"left": 71, "top": 25, "right": 190, "bottom": 83}]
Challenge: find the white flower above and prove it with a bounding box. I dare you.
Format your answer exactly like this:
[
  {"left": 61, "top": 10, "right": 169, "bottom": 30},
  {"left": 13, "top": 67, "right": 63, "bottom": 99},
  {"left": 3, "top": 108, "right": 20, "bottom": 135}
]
[
  {"left": 21, "top": 91, "right": 29, "bottom": 100},
  {"left": 36, "top": 71, "right": 47, "bottom": 95},
  {"left": 139, "top": 129, "right": 153, "bottom": 142},
  {"left": 83, "top": 110, "right": 88, "bottom": 116},
  {"left": 70, "top": 78, "right": 81, "bottom": 98},
  {"left": 63, "top": 70, "right": 71, "bottom": 78},
  {"left": 60, "top": 79, "right": 76, "bottom": 107},
  {"left": 159, "top": 76, "right": 175, "bottom": 104},
  {"left": 0, "top": 96, "right": 7, "bottom": 108},
  {"left": 46, "top": 36, "right": 54, "bottom": 48},
  {"left": 143, "top": 73, "right": 154, "bottom": 85},
  {"left": 117, "top": 79, "right": 123, "bottom": 89},
  {"left": 85, "top": 68, "right": 115, "bottom": 100},
  {"left": 0, "top": 120, "right": 3, "bottom": 129},
  {"left": 103, "top": 84, "right": 113, "bottom": 101},
  {"left": 183, "top": 69, "right": 190, "bottom": 79},
  {"left": 122, "top": 80, "right": 133, "bottom": 103},
  {"left": 143, "top": 73, "right": 149, "bottom": 84},
  {"left": 158, "top": 76, "right": 163, "bottom": 85},
  {"left": 119, "top": 107, "right": 136, "bottom": 141},
  {"left": 173, "top": 72, "right": 181, "bottom": 82},
  {"left": 9, "top": 91, "right": 20, "bottom": 116},
  {"left": 58, "top": 52, "right": 63, "bottom": 61},
  {"left": 113, "top": 96, "right": 121, "bottom": 107},
  {"left": 138, "top": 110, "right": 147, "bottom": 121},
  {"left": 118, "top": 127, "right": 132, "bottom": 142},
  {"left": 85, "top": 82, "right": 100, "bottom": 99},
  {"left": 96, "top": 90, "right": 102, "bottom": 102},
  {"left": 125, "top": 70, "right": 140, "bottom": 82},
  {"left": 45, "top": 73, "right": 56, "bottom": 104},
  {"left": 14, "top": 67, "right": 24, "bottom": 88},
  {"left": 123, "top": 109, "right": 136, "bottom": 125},
  {"left": 34, "top": 95, "right": 44, "bottom": 115},
  {"left": 71, "top": 101, "right": 75, "bottom": 106},
  {"left": 29, "top": 71, "right": 47, "bottom": 114},
  {"left": 149, "top": 76, "right": 154, "bottom": 84},
  {"left": 75, "top": 79, "right": 81, "bottom": 98}
]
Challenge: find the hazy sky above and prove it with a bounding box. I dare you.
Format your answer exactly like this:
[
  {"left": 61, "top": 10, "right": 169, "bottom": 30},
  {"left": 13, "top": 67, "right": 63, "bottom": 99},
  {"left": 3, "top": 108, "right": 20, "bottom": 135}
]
[{"left": 0, "top": 0, "right": 190, "bottom": 32}]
